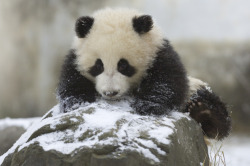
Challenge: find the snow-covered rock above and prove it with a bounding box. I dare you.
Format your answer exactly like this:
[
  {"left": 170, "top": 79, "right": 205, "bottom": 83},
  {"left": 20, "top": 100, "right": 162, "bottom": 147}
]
[{"left": 0, "top": 99, "right": 209, "bottom": 166}]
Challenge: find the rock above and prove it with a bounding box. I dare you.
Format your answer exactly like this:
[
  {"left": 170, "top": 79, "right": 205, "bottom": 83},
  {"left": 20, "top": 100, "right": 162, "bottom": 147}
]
[
  {"left": 0, "top": 126, "right": 26, "bottom": 155},
  {"left": 0, "top": 99, "right": 209, "bottom": 166},
  {"left": 0, "top": 118, "right": 40, "bottom": 155}
]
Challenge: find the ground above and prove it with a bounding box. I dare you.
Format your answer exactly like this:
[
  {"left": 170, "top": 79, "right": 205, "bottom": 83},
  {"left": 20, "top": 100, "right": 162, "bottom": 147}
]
[{"left": 209, "top": 135, "right": 250, "bottom": 166}]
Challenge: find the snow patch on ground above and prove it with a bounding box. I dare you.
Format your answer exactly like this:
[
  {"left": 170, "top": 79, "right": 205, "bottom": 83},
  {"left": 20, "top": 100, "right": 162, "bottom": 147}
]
[
  {"left": 209, "top": 135, "right": 250, "bottom": 166},
  {"left": 0, "top": 99, "right": 187, "bottom": 164},
  {"left": 0, "top": 117, "right": 40, "bottom": 130}
]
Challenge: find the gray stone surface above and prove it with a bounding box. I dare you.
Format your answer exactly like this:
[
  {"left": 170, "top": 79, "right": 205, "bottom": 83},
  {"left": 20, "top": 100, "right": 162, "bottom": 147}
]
[
  {"left": 1, "top": 102, "right": 209, "bottom": 166},
  {"left": 0, "top": 126, "right": 26, "bottom": 155}
]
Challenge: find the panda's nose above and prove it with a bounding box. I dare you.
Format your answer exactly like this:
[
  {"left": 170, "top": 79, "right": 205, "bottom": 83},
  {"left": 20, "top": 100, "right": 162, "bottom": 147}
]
[{"left": 103, "top": 91, "right": 118, "bottom": 97}]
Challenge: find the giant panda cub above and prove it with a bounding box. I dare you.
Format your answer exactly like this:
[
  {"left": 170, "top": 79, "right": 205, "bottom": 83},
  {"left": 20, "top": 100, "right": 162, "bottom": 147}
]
[{"left": 57, "top": 8, "right": 231, "bottom": 140}]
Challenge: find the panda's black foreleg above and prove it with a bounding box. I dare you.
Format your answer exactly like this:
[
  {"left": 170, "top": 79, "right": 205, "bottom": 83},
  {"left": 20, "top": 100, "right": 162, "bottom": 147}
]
[
  {"left": 57, "top": 50, "right": 98, "bottom": 113},
  {"left": 132, "top": 40, "right": 189, "bottom": 115},
  {"left": 185, "top": 87, "right": 232, "bottom": 140}
]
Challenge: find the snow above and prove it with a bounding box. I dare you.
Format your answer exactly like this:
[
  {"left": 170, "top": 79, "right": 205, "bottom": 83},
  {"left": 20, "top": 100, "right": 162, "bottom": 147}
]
[
  {"left": 209, "top": 135, "right": 250, "bottom": 166},
  {"left": 223, "top": 136, "right": 250, "bottom": 166},
  {"left": 0, "top": 99, "right": 187, "bottom": 164},
  {"left": 134, "top": 138, "right": 166, "bottom": 155},
  {"left": 1, "top": 103, "right": 249, "bottom": 166},
  {"left": 1, "top": 101, "right": 249, "bottom": 165},
  {"left": 0, "top": 117, "right": 40, "bottom": 130}
]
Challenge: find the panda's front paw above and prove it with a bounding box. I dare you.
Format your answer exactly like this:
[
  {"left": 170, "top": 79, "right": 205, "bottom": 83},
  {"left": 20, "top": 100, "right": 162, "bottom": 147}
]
[{"left": 132, "top": 99, "right": 168, "bottom": 115}]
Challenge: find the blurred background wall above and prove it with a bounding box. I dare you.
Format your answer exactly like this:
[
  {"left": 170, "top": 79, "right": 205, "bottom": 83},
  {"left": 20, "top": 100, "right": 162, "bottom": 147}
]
[{"left": 0, "top": 0, "right": 249, "bottom": 134}]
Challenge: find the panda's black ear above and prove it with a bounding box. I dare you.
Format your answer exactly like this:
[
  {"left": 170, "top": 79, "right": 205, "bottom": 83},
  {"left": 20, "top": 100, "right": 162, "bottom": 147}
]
[
  {"left": 75, "top": 16, "right": 94, "bottom": 38},
  {"left": 132, "top": 15, "right": 153, "bottom": 35}
]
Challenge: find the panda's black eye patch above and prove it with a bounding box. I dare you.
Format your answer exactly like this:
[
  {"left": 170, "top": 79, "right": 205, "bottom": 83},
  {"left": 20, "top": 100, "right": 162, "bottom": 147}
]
[
  {"left": 88, "top": 59, "right": 104, "bottom": 77},
  {"left": 117, "top": 59, "right": 136, "bottom": 77}
]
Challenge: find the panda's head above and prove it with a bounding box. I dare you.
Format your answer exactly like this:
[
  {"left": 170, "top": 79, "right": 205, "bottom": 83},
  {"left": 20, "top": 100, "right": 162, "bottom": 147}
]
[{"left": 73, "top": 8, "right": 163, "bottom": 100}]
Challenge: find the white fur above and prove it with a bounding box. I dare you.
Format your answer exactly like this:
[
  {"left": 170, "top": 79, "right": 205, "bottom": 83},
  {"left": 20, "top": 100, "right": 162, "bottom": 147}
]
[
  {"left": 96, "top": 72, "right": 129, "bottom": 99},
  {"left": 72, "top": 8, "right": 164, "bottom": 98},
  {"left": 188, "top": 76, "right": 209, "bottom": 96}
]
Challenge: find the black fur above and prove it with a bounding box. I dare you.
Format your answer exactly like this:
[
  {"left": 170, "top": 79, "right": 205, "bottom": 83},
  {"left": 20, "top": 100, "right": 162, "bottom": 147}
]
[
  {"left": 132, "top": 15, "right": 153, "bottom": 35},
  {"left": 117, "top": 59, "right": 136, "bottom": 77},
  {"left": 185, "top": 87, "right": 232, "bottom": 140},
  {"left": 88, "top": 59, "right": 104, "bottom": 77},
  {"left": 57, "top": 50, "right": 98, "bottom": 112},
  {"left": 131, "top": 40, "right": 189, "bottom": 115},
  {"left": 57, "top": 40, "right": 188, "bottom": 114},
  {"left": 75, "top": 16, "right": 94, "bottom": 38}
]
